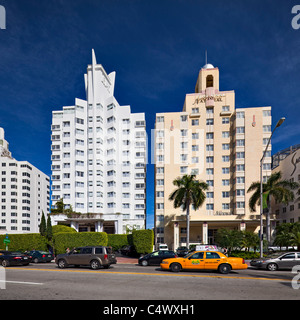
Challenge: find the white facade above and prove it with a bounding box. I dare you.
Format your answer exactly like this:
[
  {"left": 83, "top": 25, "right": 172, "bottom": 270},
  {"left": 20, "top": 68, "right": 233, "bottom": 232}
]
[
  {"left": 0, "top": 128, "right": 50, "bottom": 234},
  {"left": 51, "top": 50, "right": 146, "bottom": 233}
]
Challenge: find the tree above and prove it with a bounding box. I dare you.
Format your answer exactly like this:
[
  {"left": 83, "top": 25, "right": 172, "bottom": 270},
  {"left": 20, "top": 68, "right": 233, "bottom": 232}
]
[
  {"left": 247, "top": 171, "right": 298, "bottom": 242},
  {"left": 39, "top": 211, "right": 46, "bottom": 237},
  {"left": 46, "top": 215, "right": 53, "bottom": 241},
  {"left": 242, "top": 231, "right": 259, "bottom": 252},
  {"left": 169, "top": 175, "right": 208, "bottom": 248}
]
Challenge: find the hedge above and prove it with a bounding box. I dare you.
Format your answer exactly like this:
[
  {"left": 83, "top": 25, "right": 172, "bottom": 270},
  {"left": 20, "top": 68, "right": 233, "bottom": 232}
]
[
  {"left": 53, "top": 232, "right": 108, "bottom": 254},
  {"left": 107, "top": 234, "right": 129, "bottom": 251},
  {"left": 132, "top": 229, "right": 154, "bottom": 254},
  {"left": 52, "top": 225, "right": 77, "bottom": 234},
  {"left": 0, "top": 233, "right": 47, "bottom": 252}
]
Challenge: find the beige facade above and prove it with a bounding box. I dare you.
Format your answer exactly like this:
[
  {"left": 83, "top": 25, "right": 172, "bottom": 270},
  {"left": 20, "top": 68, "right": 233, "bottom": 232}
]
[
  {"left": 154, "top": 63, "right": 273, "bottom": 249},
  {"left": 272, "top": 145, "right": 300, "bottom": 224}
]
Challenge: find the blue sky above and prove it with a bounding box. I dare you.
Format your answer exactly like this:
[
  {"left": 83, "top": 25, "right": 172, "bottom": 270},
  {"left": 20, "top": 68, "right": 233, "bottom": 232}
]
[{"left": 0, "top": 0, "right": 300, "bottom": 229}]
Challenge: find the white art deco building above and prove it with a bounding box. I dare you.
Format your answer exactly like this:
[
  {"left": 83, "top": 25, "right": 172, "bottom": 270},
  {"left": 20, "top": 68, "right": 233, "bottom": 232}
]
[
  {"left": 0, "top": 127, "right": 50, "bottom": 234},
  {"left": 51, "top": 50, "right": 146, "bottom": 234}
]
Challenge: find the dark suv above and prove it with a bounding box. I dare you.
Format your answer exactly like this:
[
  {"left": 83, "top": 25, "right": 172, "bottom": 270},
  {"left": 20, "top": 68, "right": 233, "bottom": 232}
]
[{"left": 55, "top": 246, "right": 116, "bottom": 270}]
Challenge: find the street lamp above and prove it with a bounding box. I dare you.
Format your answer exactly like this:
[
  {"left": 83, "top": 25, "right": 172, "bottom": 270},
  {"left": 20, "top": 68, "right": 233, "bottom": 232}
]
[{"left": 259, "top": 117, "right": 285, "bottom": 258}]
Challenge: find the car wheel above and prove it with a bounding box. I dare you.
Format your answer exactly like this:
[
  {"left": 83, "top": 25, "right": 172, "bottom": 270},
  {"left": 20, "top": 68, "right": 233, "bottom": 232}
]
[
  {"left": 1, "top": 259, "right": 9, "bottom": 268},
  {"left": 267, "top": 263, "right": 278, "bottom": 271},
  {"left": 170, "top": 263, "right": 182, "bottom": 272},
  {"left": 141, "top": 260, "right": 148, "bottom": 266},
  {"left": 33, "top": 258, "right": 39, "bottom": 263},
  {"left": 218, "top": 264, "right": 231, "bottom": 274},
  {"left": 90, "top": 260, "right": 101, "bottom": 270},
  {"left": 58, "top": 259, "right": 68, "bottom": 269}
]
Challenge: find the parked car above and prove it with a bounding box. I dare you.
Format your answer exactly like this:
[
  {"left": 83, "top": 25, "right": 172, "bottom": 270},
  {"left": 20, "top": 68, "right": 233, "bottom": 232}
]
[
  {"left": 120, "top": 245, "right": 138, "bottom": 257},
  {"left": 28, "top": 250, "right": 53, "bottom": 263},
  {"left": 250, "top": 252, "right": 300, "bottom": 271},
  {"left": 55, "top": 246, "right": 117, "bottom": 270},
  {"left": 176, "top": 247, "right": 189, "bottom": 257},
  {"left": 139, "top": 250, "right": 177, "bottom": 266},
  {"left": 0, "top": 250, "right": 30, "bottom": 267},
  {"left": 160, "top": 251, "right": 248, "bottom": 274}
]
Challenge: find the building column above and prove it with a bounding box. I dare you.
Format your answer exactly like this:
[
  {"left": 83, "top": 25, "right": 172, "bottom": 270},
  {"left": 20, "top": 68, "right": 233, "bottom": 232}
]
[
  {"left": 202, "top": 222, "right": 208, "bottom": 244},
  {"left": 95, "top": 221, "right": 103, "bottom": 232},
  {"left": 70, "top": 221, "right": 78, "bottom": 232},
  {"left": 174, "top": 222, "right": 179, "bottom": 250}
]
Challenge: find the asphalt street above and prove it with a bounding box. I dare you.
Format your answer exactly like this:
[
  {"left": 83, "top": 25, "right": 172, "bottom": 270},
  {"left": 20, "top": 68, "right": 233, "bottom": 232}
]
[{"left": 0, "top": 262, "right": 299, "bottom": 300}]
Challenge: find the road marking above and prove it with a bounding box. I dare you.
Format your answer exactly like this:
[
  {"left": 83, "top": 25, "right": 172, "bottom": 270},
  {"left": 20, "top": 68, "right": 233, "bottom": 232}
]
[
  {"left": 7, "top": 267, "right": 292, "bottom": 283},
  {"left": 0, "top": 280, "right": 43, "bottom": 285}
]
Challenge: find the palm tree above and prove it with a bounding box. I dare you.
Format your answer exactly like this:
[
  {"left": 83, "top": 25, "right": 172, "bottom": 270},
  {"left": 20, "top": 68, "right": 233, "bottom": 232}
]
[
  {"left": 169, "top": 175, "right": 208, "bottom": 249},
  {"left": 247, "top": 171, "right": 298, "bottom": 242}
]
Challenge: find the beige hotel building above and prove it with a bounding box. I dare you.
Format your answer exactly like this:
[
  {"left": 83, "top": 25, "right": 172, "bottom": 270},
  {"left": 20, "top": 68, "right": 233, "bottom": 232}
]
[{"left": 154, "top": 63, "right": 273, "bottom": 249}]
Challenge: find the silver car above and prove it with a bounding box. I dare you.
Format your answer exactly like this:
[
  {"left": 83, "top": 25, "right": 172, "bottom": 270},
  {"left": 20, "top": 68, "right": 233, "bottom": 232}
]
[{"left": 250, "top": 252, "right": 300, "bottom": 271}]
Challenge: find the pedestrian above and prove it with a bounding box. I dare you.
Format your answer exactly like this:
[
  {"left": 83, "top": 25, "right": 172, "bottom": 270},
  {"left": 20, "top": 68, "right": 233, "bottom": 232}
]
[
  {"left": 66, "top": 247, "right": 70, "bottom": 254},
  {"left": 223, "top": 247, "right": 228, "bottom": 256}
]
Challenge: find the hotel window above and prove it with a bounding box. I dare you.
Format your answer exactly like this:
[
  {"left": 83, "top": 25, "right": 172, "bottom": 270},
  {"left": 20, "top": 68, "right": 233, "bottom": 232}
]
[
  {"left": 236, "top": 177, "right": 245, "bottom": 183},
  {"left": 222, "top": 131, "right": 230, "bottom": 138},
  {"left": 192, "top": 119, "right": 199, "bottom": 126},
  {"left": 206, "top": 119, "right": 214, "bottom": 125},
  {"left": 206, "top": 192, "right": 214, "bottom": 198},
  {"left": 180, "top": 115, "right": 187, "bottom": 121},
  {"left": 236, "top": 164, "right": 245, "bottom": 171},
  {"left": 156, "top": 203, "right": 164, "bottom": 209},
  {"left": 236, "top": 152, "right": 245, "bottom": 159},
  {"left": 222, "top": 179, "right": 230, "bottom": 186},
  {"left": 181, "top": 142, "right": 188, "bottom": 149},
  {"left": 191, "top": 168, "right": 199, "bottom": 175},
  {"left": 236, "top": 202, "right": 245, "bottom": 209},
  {"left": 222, "top": 144, "right": 230, "bottom": 150},
  {"left": 206, "top": 144, "right": 214, "bottom": 151},
  {"left": 222, "top": 168, "right": 230, "bottom": 174},
  {"left": 222, "top": 191, "right": 230, "bottom": 198},
  {"left": 180, "top": 130, "right": 187, "bottom": 137},
  {"left": 180, "top": 167, "right": 188, "bottom": 174},
  {"left": 206, "top": 156, "right": 214, "bottom": 163},
  {"left": 157, "top": 155, "right": 164, "bottom": 162},
  {"left": 206, "top": 180, "right": 214, "bottom": 187},
  {"left": 157, "top": 167, "right": 164, "bottom": 174},
  {"left": 157, "top": 179, "right": 164, "bottom": 186},
  {"left": 192, "top": 157, "right": 199, "bottom": 163},
  {"left": 206, "top": 133, "right": 214, "bottom": 139},
  {"left": 222, "top": 117, "right": 230, "bottom": 124},
  {"left": 222, "top": 106, "right": 230, "bottom": 112},
  {"left": 222, "top": 203, "right": 230, "bottom": 210},
  {"left": 263, "top": 163, "right": 271, "bottom": 170},
  {"left": 206, "top": 107, "right": 214, "bottom": 114},
  {"left": 192, "top": 145, "right": 199, "bottom": 151},
  {"left": 157, "top": 191, "right": 164, "bottom": 197},
  {"left": 236, "top": 127, "right": 245, "bottom": 134},
  {"left": 206, "top": 75, "right": 214, "bottom": 88},
  {"left": 157, "top": 116, "right": 164, "bottom": 123},
  {"left": 263, "top": 110, "right": 271, "bottom": 117},
  {"left": 206, "top": 168, "right": 214, "bottom": 175},
  {"left": 236, "top": 112, "right": 245, "bottom": 118},
  {"left": 263, "top": 125, "right": 271, "bottom": 132},
  {"left": 206, "top": 203, "right": 214, "bottom": 210},
  {"left": 236, "top": 189, "right": 245, "bottom": 196},
  {"left": 192, "top": 133, "right": 199, "bottom": 139},
  {"left": 192, "top": 108, "right": 199, "bottom": 114},
  {"left": 122, "top": 203, "right": 130, "bottom": 209},
  {"left": 236, "top": 139, "right": 245, "bottom": 146},
  {"left": 222, "top": 155, "right": 230, "bottom": 162}
]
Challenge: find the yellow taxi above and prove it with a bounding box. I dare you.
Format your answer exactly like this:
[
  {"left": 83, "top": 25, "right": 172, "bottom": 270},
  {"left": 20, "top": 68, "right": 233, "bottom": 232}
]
[{"left": 160, "top": 251, "right": 248, "bottom": 274}]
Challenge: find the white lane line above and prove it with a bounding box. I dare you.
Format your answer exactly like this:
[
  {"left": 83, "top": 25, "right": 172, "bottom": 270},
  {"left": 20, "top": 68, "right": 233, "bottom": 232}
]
[{"left": 0, "top": 280, "right": 43, "bottom": 286}]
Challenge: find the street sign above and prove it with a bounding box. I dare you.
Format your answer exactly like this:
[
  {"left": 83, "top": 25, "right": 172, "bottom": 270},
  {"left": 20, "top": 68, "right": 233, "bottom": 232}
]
[{"left": 3, "top": 239, "right": 10, "bottom": 244}]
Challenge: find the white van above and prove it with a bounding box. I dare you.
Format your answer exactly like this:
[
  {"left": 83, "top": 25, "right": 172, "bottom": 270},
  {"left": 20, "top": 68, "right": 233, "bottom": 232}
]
[{"left": 157, "top": 243, "right": 168, "bottom": 251}]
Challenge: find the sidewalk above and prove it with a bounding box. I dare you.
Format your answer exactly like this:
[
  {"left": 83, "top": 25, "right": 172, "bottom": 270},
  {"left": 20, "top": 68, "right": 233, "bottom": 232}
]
[{"left": 116, "top": 256, "right": 139, "bottom": 264}]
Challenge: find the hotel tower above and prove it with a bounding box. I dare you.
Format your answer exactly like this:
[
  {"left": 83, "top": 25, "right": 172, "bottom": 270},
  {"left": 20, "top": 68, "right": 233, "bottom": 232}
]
[
  {"left": 51, "top": 50, "right": 146, "bottom": 234},
  {"left": 154, "top": 63, "right": 272, "bottom": 249}
]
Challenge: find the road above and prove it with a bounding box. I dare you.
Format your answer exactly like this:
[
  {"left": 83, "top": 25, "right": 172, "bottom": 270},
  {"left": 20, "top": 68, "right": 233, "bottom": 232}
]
[{"left": 0, "top": 261, "right": 299, "bottom": 300}]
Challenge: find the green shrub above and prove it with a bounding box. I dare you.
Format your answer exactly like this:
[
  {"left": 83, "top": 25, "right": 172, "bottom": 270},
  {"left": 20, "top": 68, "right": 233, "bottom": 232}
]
[
  {"left": 0, "top": 233, "right": 47, "bottom": 252},
  {"left": 52, "top": 225, "right": 77, "bottom": 234},
  {"left": 53, "top": 232, "right": 108, "bottom": 254},
  {"left": 229, "top": 250, "right": 260, "bottom": 260},
  {"left": 132, "top": 229, "right": 154, "bottom": 254},
  {"left": 107, "top": 234, "right": 129, "bottom": 251}
]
